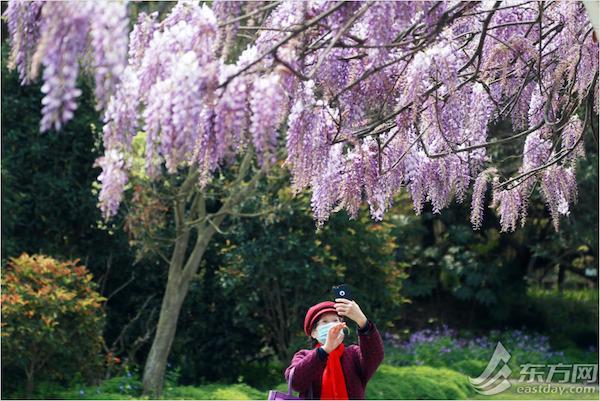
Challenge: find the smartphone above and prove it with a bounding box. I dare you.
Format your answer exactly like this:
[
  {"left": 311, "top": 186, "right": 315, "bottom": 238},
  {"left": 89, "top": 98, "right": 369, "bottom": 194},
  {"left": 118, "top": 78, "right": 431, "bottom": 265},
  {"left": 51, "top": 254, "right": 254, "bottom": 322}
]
[{"left": 332, "top": 284, "right": 352, "bottom": 301}]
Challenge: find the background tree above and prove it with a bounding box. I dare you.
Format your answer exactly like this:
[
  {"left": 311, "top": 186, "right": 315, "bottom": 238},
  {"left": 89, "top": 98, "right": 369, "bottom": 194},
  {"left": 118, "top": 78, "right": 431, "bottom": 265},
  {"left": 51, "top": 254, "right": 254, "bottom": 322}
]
[
  {"left": 214, "top": 169, "right": 405, "bottom": 365},
  {"left": 0, "top": 254, "right": 106, "bottom": 398},
  {"left": 1, "top": 38, "right": 164, "bottom": 390}
]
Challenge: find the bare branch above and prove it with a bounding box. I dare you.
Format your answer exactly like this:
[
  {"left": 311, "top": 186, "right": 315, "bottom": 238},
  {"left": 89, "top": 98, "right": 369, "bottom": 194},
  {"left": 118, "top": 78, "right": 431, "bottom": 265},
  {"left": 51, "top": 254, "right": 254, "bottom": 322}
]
[
  {"left": 459, "top": 1, "right": 501, "bottom": 75},
  {"left": 461, "top": 1, "right": 536, "bottom": 18},
  {"left": 219, "top": 1, "right": 347, "bottom": 89},
  {"left": 428, "top": 121, "right": 544, "bottom": 159},
  {"left": 494, "top": 78, "right": 596, "bottom": 191},
  {"left": 108, "top": 294, "right": 157, "bottom": 354},
  {"left": 218, "top": 1, "right": 282, "bottom": 28},
  {"left": 106, "top": 270, "right": 136, "bottom": 302},
  {"left": 307, "top": 1, "right": 374, "bottom": 79}
]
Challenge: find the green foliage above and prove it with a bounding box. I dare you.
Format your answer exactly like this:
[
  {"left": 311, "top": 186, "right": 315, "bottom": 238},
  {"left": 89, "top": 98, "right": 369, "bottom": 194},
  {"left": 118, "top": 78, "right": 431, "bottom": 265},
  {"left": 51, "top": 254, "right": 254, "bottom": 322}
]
[
  {"left": 60, "top": 382, "right": 264, "bottom": 400},
  {"left": 390, "top": 137, "right": 597, "bottom": 331},
  {"left": 382, "top": 327, "right": 598, "bottom": 383},
  {"left": 1, "top": 253, "right": 106, "bottom": 397},
  {"left": 54, "top": 371, "right": 264, "bottom": 400},
  {"left": 168, "top": 243, "right": 266, "bottom": 386},
  {"left": 21, "top": 364, "right": 599, "bottom": 401},
  {"left": 212, "top": 171, "right": 406, "bottom": 366},
  {"left": 56, "top": 375, "right": 142, "bottom": 400},
  {"left": 165, "top": 383, "right": 265, "bottom": 400},
  {"left": 389, "top": 197, "right": 529, "bottom": 326},
  {"left": 167, "top": 168, "right": 407, "bottom": 386},
  {"left": 234, "top": 360, "right": 287, "bottom": 392},
  {"left": 38, "top": 364, "right": 475, "bottom": 400},
  {"left": 271, "top": 364, "right": 476, "bottom": 399},
  {"left": 449, "top": 359, "right": 489, "bottom": 378},
  {"left": 525, "top": 152, "right": 598, "bottom": 289},
  {"left": 523, "top": 288, "right": 599, "bottom": 349},
  {"left": 366, "top": 365, "right": 475, "bottom": 400},
  {"left": 1, "top": 380, "right": 82, "bottom": 401},
  {"left": 1, "top": 40, "right": 166, "bottom": 391},
  {"left": 1, "top": 42, "right": 105, "bottom": 264}
]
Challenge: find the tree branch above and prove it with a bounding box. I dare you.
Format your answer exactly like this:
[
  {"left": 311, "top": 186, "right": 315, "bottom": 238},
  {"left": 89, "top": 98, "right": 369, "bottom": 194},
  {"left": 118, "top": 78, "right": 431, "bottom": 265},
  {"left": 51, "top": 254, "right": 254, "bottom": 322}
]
[
  {"left": 218, "top": 1, "right": 347, "bottom": 89},
  {"left": 459, "top": 1, "right": 502, "bottom": 74},
  {"left": 218, "top": 1, "right": 282, "bottom": 28},
  {"left": 307, "top": 1, "right": 374, "bottom": 79}
]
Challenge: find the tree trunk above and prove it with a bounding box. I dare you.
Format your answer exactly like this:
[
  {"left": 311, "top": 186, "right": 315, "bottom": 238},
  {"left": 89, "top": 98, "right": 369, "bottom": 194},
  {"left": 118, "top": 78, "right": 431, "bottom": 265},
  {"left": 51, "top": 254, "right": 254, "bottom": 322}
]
[
  {"left": 141, "top": 218, "right": 220, "bottom": 397},
  {"left": 25, "top": 364, "right": 34, "bottom": 399},
  {"left": 141, "top": 266, "right": 190, "bottom": 397},
  {"left": 557, "top": 264, "right": 565, "bottom": 292},
  {"left": 141, "top": 152, "right": 261, "bottom": 397}
]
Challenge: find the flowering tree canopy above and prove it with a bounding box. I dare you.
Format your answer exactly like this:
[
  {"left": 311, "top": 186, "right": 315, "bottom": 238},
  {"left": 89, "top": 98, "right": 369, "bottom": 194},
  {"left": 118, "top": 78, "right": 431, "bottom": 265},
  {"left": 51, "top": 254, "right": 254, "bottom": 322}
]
[{"left": 6, "top": 0, "right": 599, "bottom": 232}]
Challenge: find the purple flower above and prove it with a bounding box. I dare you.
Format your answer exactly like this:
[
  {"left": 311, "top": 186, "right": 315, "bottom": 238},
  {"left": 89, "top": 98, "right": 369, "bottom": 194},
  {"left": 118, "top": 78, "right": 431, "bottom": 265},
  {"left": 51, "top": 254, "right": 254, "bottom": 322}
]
[
  {"left": 540, "top": 166, "right": 577, "bottom": 231},
  {"left": 4, "top": 0, "right": 43, "bottom": 85},
  {"left": 250, "top": 73, "right": 287, "bottom": 167},
  {"left": 5, "top": 0, "right": 596, "bottom": 230},
  {"left": 491, "top": 180, "right": 523, "bottom": 232},
  {"left": 471, "top": 170, "right": 491, "bottom": 230},
  {"left": 102, "top": 66, "right": 140, "bottom": 152},
  {"left": 37, "top": 2, "right": 89, "bottom": 132},
  {"left": 128, "top": 11, "right": 159, "bottom": 71},
  {"left": 94, "top": 149, "right": 129, "bottom": 220},
  {"left": 88, "top": 1, "right": 129, "bottom": 110}
]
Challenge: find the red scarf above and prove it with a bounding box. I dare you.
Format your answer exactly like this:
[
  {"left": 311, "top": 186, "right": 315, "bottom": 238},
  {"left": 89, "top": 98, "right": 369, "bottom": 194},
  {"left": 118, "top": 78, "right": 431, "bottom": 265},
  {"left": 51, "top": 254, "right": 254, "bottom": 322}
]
[{"left": 315, "top": 343, "right": 348, "bottom": 400}]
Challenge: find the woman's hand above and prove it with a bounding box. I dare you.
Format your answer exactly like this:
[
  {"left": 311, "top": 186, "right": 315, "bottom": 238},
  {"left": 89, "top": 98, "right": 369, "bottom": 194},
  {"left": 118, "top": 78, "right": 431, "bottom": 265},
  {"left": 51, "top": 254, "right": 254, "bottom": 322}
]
[
  {"left": 334, "top": 298, "right": 368, "bottom": 329},
  {"left": 322, "top": 322, "right": 346, "bottom": 353}
]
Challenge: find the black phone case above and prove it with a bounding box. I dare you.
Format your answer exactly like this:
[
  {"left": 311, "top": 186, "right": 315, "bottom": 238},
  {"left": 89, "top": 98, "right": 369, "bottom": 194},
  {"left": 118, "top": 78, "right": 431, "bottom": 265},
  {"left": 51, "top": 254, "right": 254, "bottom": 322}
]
[{"left": 332, "top": 284, "right": 352, "bottom": 300}]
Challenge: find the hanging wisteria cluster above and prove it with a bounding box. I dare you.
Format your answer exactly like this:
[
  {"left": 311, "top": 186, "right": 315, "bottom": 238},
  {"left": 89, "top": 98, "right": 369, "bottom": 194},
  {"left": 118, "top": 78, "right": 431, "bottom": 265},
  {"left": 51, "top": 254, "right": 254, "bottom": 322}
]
[{"left": 5, "top": 0, "right": 599, "bottom": 231}]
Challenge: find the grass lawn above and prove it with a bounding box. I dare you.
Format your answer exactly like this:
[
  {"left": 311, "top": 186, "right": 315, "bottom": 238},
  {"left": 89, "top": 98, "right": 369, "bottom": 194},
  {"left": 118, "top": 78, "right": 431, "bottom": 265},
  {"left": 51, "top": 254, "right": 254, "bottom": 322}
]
[
  {"left": 53, "top": 364, "right": 477, "bottom": 400},
  {"left": 56, "top": 383, "right": 265, "bottom": 400},
  {"left": 275, "top": 364, "right": 476, "bottom": 399},
  {"left": 17, "top": 365, "right": 599, "bottom": 400}
]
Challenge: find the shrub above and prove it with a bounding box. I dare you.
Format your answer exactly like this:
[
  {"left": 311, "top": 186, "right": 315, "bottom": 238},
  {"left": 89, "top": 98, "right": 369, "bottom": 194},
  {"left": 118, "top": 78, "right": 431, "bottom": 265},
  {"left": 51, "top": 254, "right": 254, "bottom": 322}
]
[
  {"left": 54, "top": 364, "right": 142, "bottom": 400},
  {"left": 1, "top": 253, "right": 106, "bottom": 398},
  {"left": 57, "top": 377, "right": 140, "bottom": 400},
  {"left": 525, "top": 288, "right": 599, "bottom": 349},
  {"left": 450, "top": 359, "right": 488, "bottom": 377},
  {"left": 235, "top": 360, "right": 287, "bottom": 391}
]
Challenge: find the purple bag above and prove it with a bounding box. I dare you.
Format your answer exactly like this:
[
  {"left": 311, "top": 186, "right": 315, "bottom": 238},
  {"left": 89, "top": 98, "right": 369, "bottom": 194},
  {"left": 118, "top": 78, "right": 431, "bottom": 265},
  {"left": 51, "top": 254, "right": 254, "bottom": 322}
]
[{"left": 267, "top": 367, "right": 313, "bottom": 400}]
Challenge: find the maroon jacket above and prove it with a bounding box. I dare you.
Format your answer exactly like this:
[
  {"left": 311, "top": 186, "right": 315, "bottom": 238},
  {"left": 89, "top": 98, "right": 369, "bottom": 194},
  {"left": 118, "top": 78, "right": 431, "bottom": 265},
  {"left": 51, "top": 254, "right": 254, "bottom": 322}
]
[{"left": 284, "top": 320, "right": 384, "bottom": 400}]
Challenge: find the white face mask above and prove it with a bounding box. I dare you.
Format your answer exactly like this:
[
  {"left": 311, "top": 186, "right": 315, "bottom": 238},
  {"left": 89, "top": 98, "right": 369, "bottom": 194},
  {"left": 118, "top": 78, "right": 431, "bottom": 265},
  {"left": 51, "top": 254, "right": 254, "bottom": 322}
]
[{"left": 316, "top": 321, "right": 344, "bottom": 345}]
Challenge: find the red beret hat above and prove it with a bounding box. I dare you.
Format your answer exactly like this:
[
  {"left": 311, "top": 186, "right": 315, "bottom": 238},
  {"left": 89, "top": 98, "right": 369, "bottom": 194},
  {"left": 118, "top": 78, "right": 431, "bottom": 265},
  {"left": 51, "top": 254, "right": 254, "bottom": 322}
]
[{"left": 303, "top": 301, "right": 337, "bottom": 336}]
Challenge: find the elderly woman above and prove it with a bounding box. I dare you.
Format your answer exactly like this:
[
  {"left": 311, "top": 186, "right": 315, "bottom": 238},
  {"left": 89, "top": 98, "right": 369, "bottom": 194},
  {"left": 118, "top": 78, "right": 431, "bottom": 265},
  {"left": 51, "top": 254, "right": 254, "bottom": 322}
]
[{"left": 285, "top": 298, "right": 384, "bottom": 399}]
